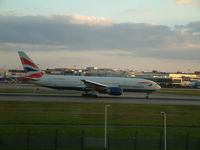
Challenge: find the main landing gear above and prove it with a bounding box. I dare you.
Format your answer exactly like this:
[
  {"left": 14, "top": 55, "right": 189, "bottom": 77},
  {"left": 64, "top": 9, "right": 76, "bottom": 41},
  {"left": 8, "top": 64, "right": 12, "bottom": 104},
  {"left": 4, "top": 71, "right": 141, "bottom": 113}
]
[
  {"left": 82, "top": 93, "right": 98, "bottom": 98},
  {"left": 82, "top": 91, "right": 98, "bottom": 98}
]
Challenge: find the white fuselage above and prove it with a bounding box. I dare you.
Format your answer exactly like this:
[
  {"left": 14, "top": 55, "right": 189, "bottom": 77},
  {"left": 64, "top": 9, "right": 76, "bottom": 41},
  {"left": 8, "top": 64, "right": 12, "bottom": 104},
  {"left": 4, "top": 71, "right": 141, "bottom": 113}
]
[
  {"left": 16, "top": 51, "right": 161, "bottom": 96},
  {"left": 31, "top": 75, "right": 161, "bottom": 93}
]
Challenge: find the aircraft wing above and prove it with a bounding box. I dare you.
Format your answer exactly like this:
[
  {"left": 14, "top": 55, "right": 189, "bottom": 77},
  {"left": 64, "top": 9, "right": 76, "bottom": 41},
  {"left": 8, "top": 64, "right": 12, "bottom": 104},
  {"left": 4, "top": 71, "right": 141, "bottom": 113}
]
[{"left": 81, "top": 79, "right": 108, "bottom": 91}]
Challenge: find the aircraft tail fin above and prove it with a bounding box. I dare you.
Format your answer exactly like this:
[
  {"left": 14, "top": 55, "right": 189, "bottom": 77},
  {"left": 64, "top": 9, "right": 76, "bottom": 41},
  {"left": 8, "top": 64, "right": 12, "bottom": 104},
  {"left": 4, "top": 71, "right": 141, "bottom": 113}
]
[
  {"left": 17, "top": 51, "right": 45, "bottom": 81},
  {"left": 18, "top": 51, "right": 40, "bottom": 73}
]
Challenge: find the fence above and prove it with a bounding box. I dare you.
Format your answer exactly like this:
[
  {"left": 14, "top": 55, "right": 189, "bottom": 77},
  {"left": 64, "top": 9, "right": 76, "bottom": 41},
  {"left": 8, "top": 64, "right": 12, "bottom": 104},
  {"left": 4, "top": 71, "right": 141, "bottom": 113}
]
[{"left": 0, "top": 126, "right": 200, "bottom": 150}]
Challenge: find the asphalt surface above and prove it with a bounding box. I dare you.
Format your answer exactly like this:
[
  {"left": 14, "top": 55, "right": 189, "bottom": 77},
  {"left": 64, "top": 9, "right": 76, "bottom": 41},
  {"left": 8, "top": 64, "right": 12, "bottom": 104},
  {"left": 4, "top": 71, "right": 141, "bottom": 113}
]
[
  {"left": 0, "top": 92, "right": 200, "bottom": 105},
  {"left": 0, "top": 82, "right": 200, "bottom": 105}
]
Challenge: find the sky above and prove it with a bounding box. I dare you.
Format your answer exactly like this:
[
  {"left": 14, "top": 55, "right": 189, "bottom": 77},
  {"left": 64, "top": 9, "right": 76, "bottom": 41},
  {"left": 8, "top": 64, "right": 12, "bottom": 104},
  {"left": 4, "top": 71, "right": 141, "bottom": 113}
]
[{"left": 0, "top": 0, "right": 200, "bottom": 72}]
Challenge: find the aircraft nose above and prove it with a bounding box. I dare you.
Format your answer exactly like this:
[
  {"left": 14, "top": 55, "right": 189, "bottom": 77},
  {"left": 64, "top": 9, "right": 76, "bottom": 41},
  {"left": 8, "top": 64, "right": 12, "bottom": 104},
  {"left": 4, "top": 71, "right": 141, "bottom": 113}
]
[
  {"left": 155, "top": 84, "right": 161, "bottom": 90},
  {"left": 151, "top": 82, "right": 161, "bottom": 90}
]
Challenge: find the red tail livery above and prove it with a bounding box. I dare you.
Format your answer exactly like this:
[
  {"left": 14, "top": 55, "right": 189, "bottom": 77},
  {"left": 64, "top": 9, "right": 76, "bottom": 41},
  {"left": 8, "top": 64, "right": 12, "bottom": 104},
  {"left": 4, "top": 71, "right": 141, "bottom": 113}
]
[{"left": 16, "top": 51, "right": 45, "bottom": 82}]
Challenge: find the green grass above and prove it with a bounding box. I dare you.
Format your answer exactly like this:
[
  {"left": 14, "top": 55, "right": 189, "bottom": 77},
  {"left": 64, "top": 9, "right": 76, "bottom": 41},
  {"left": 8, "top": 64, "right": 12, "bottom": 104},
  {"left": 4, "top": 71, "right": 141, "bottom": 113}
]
[
  {"left": 156, "top": 88, "right": 200, "bottom": 96},
  {"left": 0, "top": 88, "right": 76, "bottom": 94},
  {"left": 0, "top": 126, "right": 199, "bottom": 150},
  {"left": 1, "top": 101, "right": 200, "bottom": 149},
  {"left": 1, "top": 101, "right": 200, "bottom": 126}
]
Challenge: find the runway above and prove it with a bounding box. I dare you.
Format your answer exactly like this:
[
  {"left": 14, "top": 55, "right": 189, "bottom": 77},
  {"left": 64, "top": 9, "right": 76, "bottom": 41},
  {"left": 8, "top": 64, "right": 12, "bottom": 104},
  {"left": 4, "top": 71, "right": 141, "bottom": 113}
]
[{"left": 0, "top": 92, "right": 200, "bottom": 106}]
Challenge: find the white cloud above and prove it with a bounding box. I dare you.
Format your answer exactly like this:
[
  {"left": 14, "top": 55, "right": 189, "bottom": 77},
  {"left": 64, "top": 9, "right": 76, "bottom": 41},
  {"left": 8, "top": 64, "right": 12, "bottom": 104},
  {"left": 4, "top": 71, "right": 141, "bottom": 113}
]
[
  {"left": 68, "top": 14, "right": 113, "bottom": 26},
  {"left": 175, "top": 0, "right": 192, "bottom": 5},
  {"left": 174, "top": 0, "right": 200, "bottom": 6},
  {"left": 0, "top": 14, "right": 200, "bottom": 71},
  {"left": 0, "top": 15, "right": 199, "bottom": 52}
]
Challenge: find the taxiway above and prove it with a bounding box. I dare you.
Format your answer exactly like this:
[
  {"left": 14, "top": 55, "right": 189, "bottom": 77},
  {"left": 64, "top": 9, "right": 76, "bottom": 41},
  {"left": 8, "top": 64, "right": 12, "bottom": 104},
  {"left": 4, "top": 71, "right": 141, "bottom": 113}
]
[
  {"left": 0, "top": 83, "right": 200, "bottom": 105},
  {"left": 0, "top": 92, "right": 200, "bottom": 106}
]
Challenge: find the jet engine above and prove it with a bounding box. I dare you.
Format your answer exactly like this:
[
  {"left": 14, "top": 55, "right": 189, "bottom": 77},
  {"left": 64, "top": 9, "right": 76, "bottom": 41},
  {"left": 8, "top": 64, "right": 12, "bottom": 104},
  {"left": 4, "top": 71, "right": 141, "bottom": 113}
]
[{"left": 108, "top": 87, "right": 123, "bottom": 96}]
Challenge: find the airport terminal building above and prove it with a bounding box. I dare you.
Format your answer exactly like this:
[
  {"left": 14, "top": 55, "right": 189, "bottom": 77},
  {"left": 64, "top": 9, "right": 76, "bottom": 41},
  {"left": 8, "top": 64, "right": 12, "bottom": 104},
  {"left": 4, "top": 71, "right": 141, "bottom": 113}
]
[{"left": 135, "top": 72, "right": 200, "bottom": 88}]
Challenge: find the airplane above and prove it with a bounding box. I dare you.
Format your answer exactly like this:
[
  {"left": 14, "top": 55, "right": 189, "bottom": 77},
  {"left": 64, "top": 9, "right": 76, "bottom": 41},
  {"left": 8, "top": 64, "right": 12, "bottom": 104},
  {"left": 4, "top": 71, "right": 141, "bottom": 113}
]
[{"left": 15, "top": 51, "right": 161, "bottom": 98}]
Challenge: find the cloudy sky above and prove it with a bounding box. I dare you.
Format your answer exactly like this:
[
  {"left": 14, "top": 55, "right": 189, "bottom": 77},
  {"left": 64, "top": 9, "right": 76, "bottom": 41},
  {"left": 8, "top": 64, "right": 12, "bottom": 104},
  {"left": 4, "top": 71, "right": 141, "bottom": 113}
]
[{"left": 0, "top": 0, "right": 200, "bottom": 72}]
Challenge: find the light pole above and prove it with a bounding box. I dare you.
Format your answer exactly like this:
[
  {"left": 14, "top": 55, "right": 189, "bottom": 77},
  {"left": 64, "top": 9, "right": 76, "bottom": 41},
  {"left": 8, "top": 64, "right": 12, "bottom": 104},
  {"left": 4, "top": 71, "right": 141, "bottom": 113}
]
[
  {"left": 105, "top": 104, "right": 110, "bottom": 149},
  {"left": 161, "top": 111, "right": 167, "bottom": 150}
]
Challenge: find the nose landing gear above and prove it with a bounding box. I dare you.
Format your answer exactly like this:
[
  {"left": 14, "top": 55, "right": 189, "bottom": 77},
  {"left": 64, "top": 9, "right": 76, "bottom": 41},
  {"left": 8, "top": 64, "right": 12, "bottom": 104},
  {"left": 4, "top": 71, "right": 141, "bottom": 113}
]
[{"left": 146, "top": 92, "right": 151, "bottom": 99}]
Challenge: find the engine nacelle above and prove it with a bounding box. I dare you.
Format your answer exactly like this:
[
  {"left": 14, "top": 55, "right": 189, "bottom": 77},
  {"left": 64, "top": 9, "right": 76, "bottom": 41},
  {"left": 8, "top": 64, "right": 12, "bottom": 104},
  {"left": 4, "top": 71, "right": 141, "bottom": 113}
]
[{"left": 108, "top": 87, "right": 123, "bottom": 96}]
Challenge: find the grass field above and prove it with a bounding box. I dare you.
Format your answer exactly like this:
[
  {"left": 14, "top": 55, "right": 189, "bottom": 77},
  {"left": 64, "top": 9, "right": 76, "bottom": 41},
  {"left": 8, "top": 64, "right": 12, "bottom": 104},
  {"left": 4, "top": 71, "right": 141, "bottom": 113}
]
[
  {"left": 0, "top": 88, "right": 72, "bottom": 94},
  {"left": 156, "top": 88, "right": 200, "bottom": 96},
  {"left": 0, "top": 101, "right": 200, "bottom": 149},
  {"left": 1, "top": 101, "right": 200, "bottom": 126},
  {"left": 0, "top": 86, "right": 200, "bottom": 149}
]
